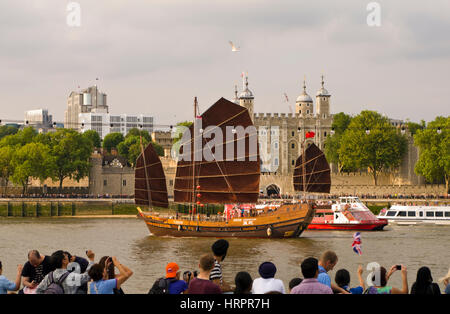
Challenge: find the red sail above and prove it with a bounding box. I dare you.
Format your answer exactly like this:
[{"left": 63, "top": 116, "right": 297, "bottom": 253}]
[
  {"left": 174, "top": 97, "right": 260, "bottom": 204},
  {"left": 293, "top": 143, "right": 331, "bottom": 194},
  {"left": 135, "top": 142, "right": 169, "bottom": 208}
]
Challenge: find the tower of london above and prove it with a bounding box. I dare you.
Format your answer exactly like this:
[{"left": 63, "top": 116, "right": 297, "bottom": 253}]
[{"left": 234, "top": 74, "right": 333, "bottom": 179}]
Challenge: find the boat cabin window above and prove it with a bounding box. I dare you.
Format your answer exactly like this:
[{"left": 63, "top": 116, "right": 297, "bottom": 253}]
[
  {"left": 426, "top": 212, "right": 434, "bottom": 217},
  {"left": 386, "top": 211, "right": 397, "bottom": 217},
  {"left": 435, "top": 211, "right": 443, "bottom": 217},
  {"left": 419, "top": 212, "right": 423, "bottom": 217},
  {"left": 445, "top": 212, "right": 450, "bottom": 217},
  {"left": 397, "top": 211, "right": 407, "bottom": 217},
  {"left": 407, "top": 211, "right": 416, "bottom": 217}
]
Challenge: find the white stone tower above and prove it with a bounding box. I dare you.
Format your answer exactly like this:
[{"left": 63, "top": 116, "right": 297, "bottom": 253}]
[
  {"left": 316, "top": 75, "right": 331, "bottom": 117},
  {"left": 239, "top": 73, "right": 254, "bottom": 122},
  {"left": 295, "top": 78, "right": 313, "bottom": 117}
]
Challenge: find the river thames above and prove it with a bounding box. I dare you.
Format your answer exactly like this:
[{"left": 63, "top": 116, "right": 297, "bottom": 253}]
[{"left": 0, "top": 217, "right": 448, "bottom": 293}]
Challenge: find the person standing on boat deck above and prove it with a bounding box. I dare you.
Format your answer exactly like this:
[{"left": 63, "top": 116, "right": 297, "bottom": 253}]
[
  {"left": 20, "top": 250, "right": 55, "bottom": 294},
  {"left": 35, "top": 250, "right": 95, "bottom": 294},
  {"left": 290, "top": 257, "right": 333, "bottom": 294},
  {"left": 334, "top": 266, "right": 365, "bottom": 294},
  {"left": 439, "top": 269, "right": 450, "bottom": 294},
  {"left": 210, "top": 239, "right": 233, "bottom": 292},
  {"left": 0, "top": 261, "right": 23, "bottom": 294},
  {"left": 365, "top": 265, "right": 408, "bottom": 294},
  {"left": 317, "top": 251, "right": 348, "bottom": 294},
  {"left": 251, "top": 262, "right": 286, "bottom": 294},
  {"left": 410, "top": 266, "right": 441, "bottom": 294},
  {"left": 188, "top": 254, "right": 222, "bottom": 294}
]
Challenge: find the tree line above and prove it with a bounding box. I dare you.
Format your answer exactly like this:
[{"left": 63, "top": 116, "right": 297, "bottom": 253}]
[
  {"left": 323, "top": 111, "right": 449, "bottom": 193},
  {"left": 0, "top": 126, "right": 164, "bottom": 194}
]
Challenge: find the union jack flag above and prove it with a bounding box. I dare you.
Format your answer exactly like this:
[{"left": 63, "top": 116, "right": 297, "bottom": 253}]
[{"left": 352, "top": 232, "right": 362, "bottom": 255}]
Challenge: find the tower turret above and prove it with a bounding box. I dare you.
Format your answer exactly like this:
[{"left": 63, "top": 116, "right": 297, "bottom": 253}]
[
  {"left": 238, "top": 73, "right": 254, "bottom": 122},
  {"left": 295, "top": 78, "right": 313, "bottom": 116},
  {"left": 316, "top": 75, "right": 331, "bottom": 117}
]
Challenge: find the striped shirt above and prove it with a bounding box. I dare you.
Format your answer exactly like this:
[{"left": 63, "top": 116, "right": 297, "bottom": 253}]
[{"left": 209, "top": 260, "right": 222, "bottom": 283}]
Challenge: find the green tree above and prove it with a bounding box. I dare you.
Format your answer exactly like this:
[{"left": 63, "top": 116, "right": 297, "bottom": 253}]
[
  {"left": 171, "top": 121, "right": 192, "bottom": 158},
  {"left": 82, "top": 130, "right": 102, "bottom": 148},
  {"left": 324, "top": 112, "right": 352, "bottom": 172},
  {"left": 406, "top": 120, "right": 426, "bottom": 135},
  {"left": 172, "top": 121, "right": 193, "bottom": 144},
  {"left": 0, "top": 125, "right": 19, "bottom": 139},
  {"left": 0, "top": 146, "right": 15, "bottom": 194},
  {"left": 414, "top": 116, "right": 450, "bottom": 193},
  {"left": 118, "top": 136, "right": 164, "bottom": 166},
  {"left": 102, "top": 132, "right": 125, "bottom": 153},
  {"left": 0, "top": 126, "right": 37, "bottom": 147},
  {"left": 47, "top": 129, "right": 94, "bottom": 189},
  {"left": 151, "top": 141, "right": 164, "bottom": 157},
  {"left": 11, "top": 142, "right": 50, "bottom": 194},
  {"left": 125, "top": 128, "right": 151, "bottom": 141},
  {"left": 338, "top": 110, "right": 408, "bottom": 185}
]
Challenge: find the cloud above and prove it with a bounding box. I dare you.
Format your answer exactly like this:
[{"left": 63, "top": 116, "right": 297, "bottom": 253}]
[{"left": 0, "top": 0, "right": 448, "bottom": 124}]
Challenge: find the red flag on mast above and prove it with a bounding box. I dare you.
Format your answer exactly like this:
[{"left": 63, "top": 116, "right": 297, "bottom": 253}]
[{"left": 305, "top": 131, "right": 315, "bottom": 138}]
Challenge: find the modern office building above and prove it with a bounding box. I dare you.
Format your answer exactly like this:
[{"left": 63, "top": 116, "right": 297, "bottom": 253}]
[
  {"left": 24, "top": 109, "right": 54, "bottom": 133},
  {"left": 64, "top": 85, "right": 108, "bottom": 130},
  {"left": 79, "top": 112, "right": 153, "bottom": 139}
]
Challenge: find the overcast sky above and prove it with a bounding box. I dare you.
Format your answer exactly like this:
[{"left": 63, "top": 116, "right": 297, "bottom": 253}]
[{"left": 1, "top": 0, "right": 449, "bottom": 127}]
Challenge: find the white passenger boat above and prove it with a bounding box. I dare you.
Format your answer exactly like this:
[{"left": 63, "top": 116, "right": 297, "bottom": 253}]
[{"left": 377, "top": 204, "right": 450, "bottom": 225}]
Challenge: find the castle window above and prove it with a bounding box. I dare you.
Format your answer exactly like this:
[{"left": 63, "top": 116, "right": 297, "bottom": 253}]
[
  {"left": 103, "top": 180, "right": 107, "bottom": 186},
  {"left": 324, "top": 132, "right": 327, "bottom": 137},
  {"left": 307, "top": 110, "right": 310, "bottom": 114},
  {"left": 274, "top": 158, "right": 279, "bottom": 166},
  {"left": 123, "top": 180, "right": 126, "bottom": 186},
  {"left": 274, "top": 142, "right": 278, "bottom": 149},
  {"left": 299, "top": 110, "right": 302, "bottom": 114},
  {"left": 291, "top": 143, "right": 295, "bottom": 149},
  {"left": 291, "top": 131, "right": 294, "bottom": 137},
  {"left": 292, "top": 160, "right": 295, "bottom": 165}
]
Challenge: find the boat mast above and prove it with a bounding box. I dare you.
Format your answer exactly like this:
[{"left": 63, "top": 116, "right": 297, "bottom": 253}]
[
  {"left": 191, "top": 97, "right": 198, "bottom": 221},
  {"left": 139, "top": 135, "right": 153, "bottom": 210},
  {"left": 302, "top": 136, "right": 306, "bottom": 201}
]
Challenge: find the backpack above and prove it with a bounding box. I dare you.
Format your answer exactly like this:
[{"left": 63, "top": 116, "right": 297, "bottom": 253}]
[
  {"left": 43, "top": 271, "right": 70, "bottom": 294},
  {"left": 148, "top": 278, "right": 176, "bottom": 294}
]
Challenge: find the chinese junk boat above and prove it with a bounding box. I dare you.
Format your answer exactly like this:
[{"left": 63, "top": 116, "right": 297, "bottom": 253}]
[{"left": 135, "top": 97, "right": 316, "bottom": 238}]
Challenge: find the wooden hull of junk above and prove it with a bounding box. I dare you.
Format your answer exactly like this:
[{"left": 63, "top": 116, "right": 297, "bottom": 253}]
[{"left": 137, "top": 203, "right": 315, "bottom": 238}]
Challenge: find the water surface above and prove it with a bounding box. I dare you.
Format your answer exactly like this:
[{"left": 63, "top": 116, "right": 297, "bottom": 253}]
[{"left": 0, "top": 218, "right": 448, "bottom": 293}]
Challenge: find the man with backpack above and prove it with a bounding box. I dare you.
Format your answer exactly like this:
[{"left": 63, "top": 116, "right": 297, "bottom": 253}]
[
  {"left": 148, "top": 262, "right": 188, "bottom": 294},
  {"left": 35, "top": 250, "right": 95, "bottom": 294}
]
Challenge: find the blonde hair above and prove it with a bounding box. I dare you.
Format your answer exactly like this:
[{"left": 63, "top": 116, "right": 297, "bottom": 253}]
[
  {"left": 438, "top": 268, "right": 450, "bottom": 283},
  {"left": 320, "top": 251, "right": 338, "bottom": 264}
]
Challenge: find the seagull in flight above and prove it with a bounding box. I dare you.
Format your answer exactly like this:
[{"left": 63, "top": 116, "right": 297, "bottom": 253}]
[{"left": 229, "top": 41, "right": 240, "bottom": 52}]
